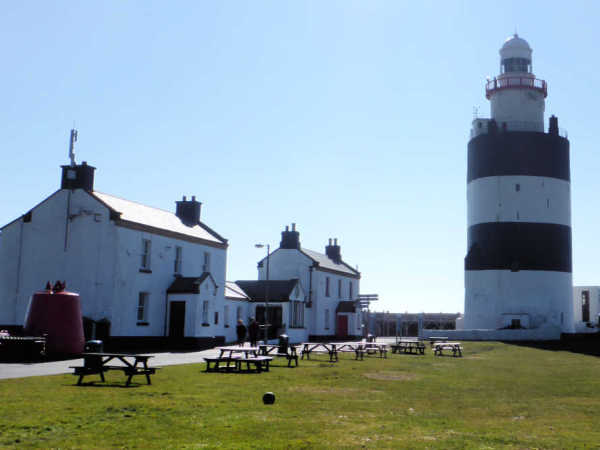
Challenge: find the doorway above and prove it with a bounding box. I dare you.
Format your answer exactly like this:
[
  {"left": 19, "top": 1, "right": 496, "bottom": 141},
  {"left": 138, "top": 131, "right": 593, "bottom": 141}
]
[
  {"left": 336, "top": 315, "right": 348, "bottom": 337},
  {"left": 169, "top": 301, "right": 186, "bottom": 338},
  {"left": 256, "top": 305, "right": 282, "bottom": 340}
]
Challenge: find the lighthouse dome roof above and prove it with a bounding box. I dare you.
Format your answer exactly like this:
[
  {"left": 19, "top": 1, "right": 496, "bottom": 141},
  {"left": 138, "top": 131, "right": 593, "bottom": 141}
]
[{"left": 500, "top": 33, "right": 532, "bottom": 60}]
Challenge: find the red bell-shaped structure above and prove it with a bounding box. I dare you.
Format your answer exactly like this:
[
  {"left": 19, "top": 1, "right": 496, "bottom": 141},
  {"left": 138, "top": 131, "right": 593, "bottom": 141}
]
[{"left": 24, "top": 282, "right": 85, "bottom": 354}]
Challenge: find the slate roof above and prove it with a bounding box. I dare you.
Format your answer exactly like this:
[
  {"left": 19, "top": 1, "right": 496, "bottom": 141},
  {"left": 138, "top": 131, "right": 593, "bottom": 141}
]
[
  {"left": 225, "top": 281, "right": 250, "bottom": 301},
  {"left": 91, "top": 191, "right": 227, "bottom": 248},
  {"left": 299, "top": 248, "right": 359, "bottom": 277},
  {"left": 235, "top": 279, "right": 299, "bottom": 302},
  {"left": 167, "top": 273, "right": 215, "bottom": 294},
  {"left": 336, "top": 301, "right": 357, "bottom": 313}
]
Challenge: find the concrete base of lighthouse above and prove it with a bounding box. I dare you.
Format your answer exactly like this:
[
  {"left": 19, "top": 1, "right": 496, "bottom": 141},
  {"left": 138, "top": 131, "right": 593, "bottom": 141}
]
[{"left": 464, "top": 270, "right": 574, "bottom": 332}]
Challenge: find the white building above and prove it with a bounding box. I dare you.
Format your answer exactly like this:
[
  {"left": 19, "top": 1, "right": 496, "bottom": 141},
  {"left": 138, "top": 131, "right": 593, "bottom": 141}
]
[
  {"left": 572, "top": 286, "right": 600, "bottom": 333},
  {"left": 245, "top": 224, "right": 362, "bottom": 342},
  {"left": 463, "top": 34, "right": 574, "bottom": 339},
  {"left": 0, "top": 161, "right": 230, "bottom": 349}
]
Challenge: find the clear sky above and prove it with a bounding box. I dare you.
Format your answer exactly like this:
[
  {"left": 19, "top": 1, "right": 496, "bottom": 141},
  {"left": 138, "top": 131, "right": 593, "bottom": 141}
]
[{"left": 1, "top": 1, "right": 599, "bottom": 313}]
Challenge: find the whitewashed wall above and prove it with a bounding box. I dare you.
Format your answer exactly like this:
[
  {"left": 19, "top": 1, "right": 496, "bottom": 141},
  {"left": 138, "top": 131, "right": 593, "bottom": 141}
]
[
  {"left": 0, "top": 188, "right": 229, "bottom": 340},
  {"left": 572, "top": 286, "right": 600, "bottom": 333}
]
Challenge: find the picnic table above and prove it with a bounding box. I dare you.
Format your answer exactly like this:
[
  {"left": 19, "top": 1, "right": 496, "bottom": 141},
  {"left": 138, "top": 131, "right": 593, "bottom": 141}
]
[
  {"left": 333, "top": 342, "right": 369, "bottom": 360},
  {"left": 391, "top": 339, "right": 425, "bottom": 355},
  {"left": 70, "top": 352, "right": 158, "bottom": 386},
  {"left": 433, "top": 341, "right": 463, "bottom": 357},
  {"left": 361, "top": 342, "right": 388, "bottom": 359},
  {"left": 259, "top": 344, "right": 299, "bottom": 367},
  {"left": 425, "top": 336, "right": 448, "bottom": 348},
  {"left": 205, "top": 346, "right": 272, "bottom": 373},
  {"left": 300, "top": 343, "right": 338, "bottom": 362}
]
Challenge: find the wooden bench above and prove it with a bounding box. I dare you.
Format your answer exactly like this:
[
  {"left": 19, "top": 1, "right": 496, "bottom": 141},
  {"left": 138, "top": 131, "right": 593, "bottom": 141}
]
[
  {"left": 392, "top": 341, "right": 425, "bottom": 355},
  {"left": 236, "top": 356, "right": 273, "bottom": 373},
  {"left": 70, "top": 364, "right": 159, "bottom": 385},
  {"left": 274, "top": 352, "right": 298, "bottom": 367},
  {"left": 427, "top": 337, "right": 448, "bottom": 348},
  {"left": 204, "top": 356, "right": 240, "bottom": 372},
  {"left": 433, "top": 342, "right": 463, "bottom": 357}
]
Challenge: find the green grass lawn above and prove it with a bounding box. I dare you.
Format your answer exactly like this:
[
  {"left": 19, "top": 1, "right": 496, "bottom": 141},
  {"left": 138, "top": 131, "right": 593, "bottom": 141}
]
[{"left": 1, "top": 342, "right": 600, "bottom": 448}]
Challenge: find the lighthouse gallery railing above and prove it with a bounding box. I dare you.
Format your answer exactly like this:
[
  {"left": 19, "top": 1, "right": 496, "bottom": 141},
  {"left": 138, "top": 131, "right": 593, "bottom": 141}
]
[{"left": 486, "top": 76, "right": 547, "bottom": 99}]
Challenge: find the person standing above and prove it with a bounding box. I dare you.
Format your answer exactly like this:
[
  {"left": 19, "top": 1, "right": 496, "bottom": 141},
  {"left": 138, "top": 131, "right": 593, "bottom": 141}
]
[
  {"left": 248, "top": 317, "right": 259, "bottom": 347},
  {"left": 236, "top": 319, "right": 247, "bottom": 346}
]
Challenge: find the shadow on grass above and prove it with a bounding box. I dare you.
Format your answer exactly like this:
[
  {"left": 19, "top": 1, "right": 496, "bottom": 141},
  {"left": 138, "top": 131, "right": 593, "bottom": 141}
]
[
  {"left": 505, "top": 333, "right": 600, "bottom": 357},
  {"left": 68, "top": 382, "right": 143, "bottom": 388}
]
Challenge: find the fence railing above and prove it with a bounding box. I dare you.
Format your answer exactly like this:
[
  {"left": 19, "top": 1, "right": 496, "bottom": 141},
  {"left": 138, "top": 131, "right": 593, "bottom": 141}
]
[{"left": 486, "top": 76, "right": 547, "bottom": 99}]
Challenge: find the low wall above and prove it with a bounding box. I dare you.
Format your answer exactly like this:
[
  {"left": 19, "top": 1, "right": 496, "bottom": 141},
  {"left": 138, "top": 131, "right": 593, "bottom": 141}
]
[{"left": 420, "top": 327, "right": 562, "bottom": 341}]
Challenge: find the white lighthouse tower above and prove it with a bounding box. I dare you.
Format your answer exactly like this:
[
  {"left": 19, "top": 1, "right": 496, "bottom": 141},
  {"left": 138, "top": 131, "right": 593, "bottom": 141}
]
[{"left": 464, "top": 34, "right": 574, "bottom": 335}]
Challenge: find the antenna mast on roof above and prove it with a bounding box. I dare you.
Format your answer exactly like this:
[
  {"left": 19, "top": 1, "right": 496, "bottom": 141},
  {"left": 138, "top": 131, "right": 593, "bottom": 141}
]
[{"left": 68, "top": 128, "right": 78, "bottom": 166}]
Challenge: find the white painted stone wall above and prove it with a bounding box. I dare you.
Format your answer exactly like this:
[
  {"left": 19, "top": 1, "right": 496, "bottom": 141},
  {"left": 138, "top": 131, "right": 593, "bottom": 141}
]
[
  {"left": 464, "top": 270, "right": 574, "bottom": 332},
  {"left": 490, "top": 87, "right": 545, "bottom": 132},
  {"left": 0, "top": 188, "right": 228, "bottom": 339},
  {"left": 572, "top": 286, "right": 600, "bottom": 333},
  {"left": 467, "top": 176, "right": 571, "bottom": 226},
  {"left": 258, "top": 248, "right": 360, "bottom": 338}
]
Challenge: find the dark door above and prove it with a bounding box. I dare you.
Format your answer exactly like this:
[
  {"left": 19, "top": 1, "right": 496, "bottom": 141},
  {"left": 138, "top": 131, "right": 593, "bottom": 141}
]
[
  {"left": 169, "top": 301, "right": 186, "bottom": 338},
  {"left": 256, "top": 306, "right": 283, "bottom": 340},
  {"left": 336, "top": 315, "right": 348, "bottom": 338}
]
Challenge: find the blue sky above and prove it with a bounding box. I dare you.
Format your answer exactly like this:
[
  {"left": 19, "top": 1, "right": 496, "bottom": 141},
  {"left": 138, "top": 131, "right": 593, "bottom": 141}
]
[{"left": 1, "top": 1, "right": 599, "bottom": 313}]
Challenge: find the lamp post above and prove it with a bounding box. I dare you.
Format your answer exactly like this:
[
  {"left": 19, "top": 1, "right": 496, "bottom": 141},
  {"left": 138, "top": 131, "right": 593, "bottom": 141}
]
[{"left": 255, "top": 243, "right": 270, "bottom": 344}]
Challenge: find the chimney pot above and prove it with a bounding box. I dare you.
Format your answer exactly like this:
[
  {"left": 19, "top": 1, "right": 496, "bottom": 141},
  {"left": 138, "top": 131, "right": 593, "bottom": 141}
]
[
  {"left": 286, "top": 226, "right": 289, "bottom": 231},
  {"left": 329, "top": 238, "right": 332, "bottom": 245},
  {"left": 192, "top": 195, "right": 196, "bottom": 201},
  {"left": 334, "top": 238, "right": 338, "bottom": 245},
  {"left": 183, "top": 195, "right": 186, "bottom": 201},
  {"left": 292, "top": 223, "right": 296, "bottom": 231}
]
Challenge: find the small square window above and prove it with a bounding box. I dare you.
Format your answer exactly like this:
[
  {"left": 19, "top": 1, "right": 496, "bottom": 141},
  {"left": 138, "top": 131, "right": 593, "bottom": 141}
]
[{"left": 515, "top": 184, "right": 520, "bottom": 192}]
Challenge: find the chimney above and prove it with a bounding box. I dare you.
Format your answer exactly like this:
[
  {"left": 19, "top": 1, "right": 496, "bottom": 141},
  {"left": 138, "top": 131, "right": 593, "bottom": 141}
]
[
  {"left": 325, "top": 237, "right": 342, "bottom": 263},
  {"left": 175, "top": 195, "right": 202, "bottom": 226},
  {"left": 60, "top": 161, "right": 96, "bottom": 191},
  {"left": 280, "top": 223, "right": 300, "bottom": 249},
  {"left": 549, "top": 115, "right": 559, "bottom": 136}
]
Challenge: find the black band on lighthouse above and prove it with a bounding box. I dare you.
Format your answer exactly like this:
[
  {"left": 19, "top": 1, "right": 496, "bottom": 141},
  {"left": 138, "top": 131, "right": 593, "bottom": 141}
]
[
  {"left": 465, "top": 222, "right": 572, "bottom": 272},
  {"left": 467, "top": 132, "right": 570, "bottom": 183}
]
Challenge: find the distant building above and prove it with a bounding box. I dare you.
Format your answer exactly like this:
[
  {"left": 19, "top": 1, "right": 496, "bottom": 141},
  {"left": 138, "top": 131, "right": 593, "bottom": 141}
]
[
  {"left": 572, "top": 287, "right": 600, "bottom": 333},
  {"left": 247, "top": 224, "right": 363, "bottom": 342}
]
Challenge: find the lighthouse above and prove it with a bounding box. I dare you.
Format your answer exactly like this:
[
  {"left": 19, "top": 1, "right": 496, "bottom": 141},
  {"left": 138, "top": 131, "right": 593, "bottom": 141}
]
[{"left": 464, "top": 34, "right": 574, "bottom": 334}]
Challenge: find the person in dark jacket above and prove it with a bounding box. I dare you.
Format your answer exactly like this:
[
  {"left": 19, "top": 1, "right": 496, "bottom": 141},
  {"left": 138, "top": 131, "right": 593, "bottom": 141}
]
[
  {"left": 248, "top": 317, "right": 260, "bottom": 347},
  {"left": 236, "top": 319, "right": 247, "bottom": 346}
]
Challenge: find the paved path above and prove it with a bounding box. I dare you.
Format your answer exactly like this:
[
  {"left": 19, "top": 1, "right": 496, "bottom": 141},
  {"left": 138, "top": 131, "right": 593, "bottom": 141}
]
[
  {"left": 0, "top": 337, "right": 400, "bottom": 380},
  {"left": 0, "top": 347, "right": 221, "bottom": 380}
]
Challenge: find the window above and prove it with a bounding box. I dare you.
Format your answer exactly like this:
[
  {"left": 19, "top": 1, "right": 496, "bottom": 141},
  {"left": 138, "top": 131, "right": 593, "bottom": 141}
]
[
  {"left": 338, "top": 279, "right": 342, "bottom": 298},
  {"left": 325, "top": 277, "right": 330, "bottom": 297},
  {"left": 137, "top": 292, "right": 149, "bottom": 324},
  {"left": 141, "top": 239, "right": 151, "bottom": 270},
  {"left": 236, "top": 306, "right": 242, "bottom": 321},
  {"left": 174, "top": 246, "right": 182, "bottom": 273},
  {"left": 202, "top": 301, "right": 209, "bottom": 325},
  {"left": 290, "top": 301, "right": 304, "bottom": 328},
  {"left": 214, "top": 311, "right": 219, "bottom": 325},
  {"left": 224, "top": 305, "right": 230, "bottom": 327},
  {"left": 349, "top": 281, "right": 353, "bottom": 300},
  {"left": 582, "top": 291, "right": 590, "bottom": 322},
  {"left": 324, "top": 309, "right": 330, "bottom": 330},
  {"left": 203, "top": 252, "right": 211, "bottom": 272},
  {"left": 515, "top": 184, "right": 520, "bottom": 192}
]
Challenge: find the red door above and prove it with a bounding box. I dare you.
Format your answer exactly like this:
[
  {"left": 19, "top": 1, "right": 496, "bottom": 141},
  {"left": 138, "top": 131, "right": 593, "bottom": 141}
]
[{"left": 336, "top": 315, "right": 348, "bottom": 338}]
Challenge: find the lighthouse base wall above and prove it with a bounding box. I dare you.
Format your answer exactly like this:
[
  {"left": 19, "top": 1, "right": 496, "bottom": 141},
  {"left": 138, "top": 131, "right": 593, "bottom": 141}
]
[
  {"left": 464, "top": 270, "right": 574, "bottom": 333},
  {"left": 421, "top": 327, "right": 562, "bottom": 341}
]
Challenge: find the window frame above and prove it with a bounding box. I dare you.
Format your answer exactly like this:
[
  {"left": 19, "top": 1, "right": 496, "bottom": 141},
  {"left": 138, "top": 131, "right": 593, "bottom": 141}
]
[
  {"left": 174, "top": 246, "right": 182, "bottom": 273},
  {"left": 137, "top": 292, "right": 149, "bottom": 325},
  {"left": 140, "top": 238, "right": 152, "bottom": 271}
]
